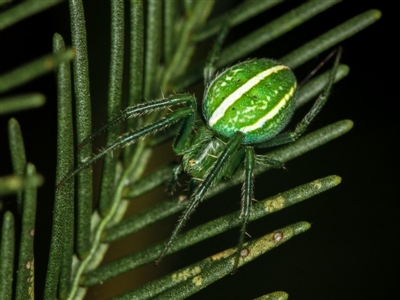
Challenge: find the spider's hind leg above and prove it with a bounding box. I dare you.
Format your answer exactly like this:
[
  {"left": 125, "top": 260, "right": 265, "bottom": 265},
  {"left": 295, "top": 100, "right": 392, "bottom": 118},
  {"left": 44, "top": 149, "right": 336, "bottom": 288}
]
[
  {"left": 258, "top": 47, "right": 343, "bottom": 149},
  {"left": 203, "top": 20, "right": 230, "bottom": 85},
  {"left": 233, "top": 146, "right": 255, "bottom": 273},
  {"left": 255, "top": 154, "right": 285, "bottom": 170}
]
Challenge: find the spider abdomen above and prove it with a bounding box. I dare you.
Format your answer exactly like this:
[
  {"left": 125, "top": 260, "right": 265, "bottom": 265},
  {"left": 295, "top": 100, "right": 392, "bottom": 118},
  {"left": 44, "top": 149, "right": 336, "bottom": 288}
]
[{"left": 203, "top": 59, "right": 297, "bottom": 144}]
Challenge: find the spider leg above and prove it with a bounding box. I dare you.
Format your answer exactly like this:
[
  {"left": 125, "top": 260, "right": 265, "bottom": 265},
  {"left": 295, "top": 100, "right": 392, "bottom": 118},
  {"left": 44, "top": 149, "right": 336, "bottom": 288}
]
[
  {"left": 156, "top": 131, "right": 245, "bottom": 265},
  {"left": 255, "top": 154, "right": 285, "bottom": 169},
  {"left": 258, "top": 47, "right": 342, "bottom": 148},
  {"left": 184, "top": 179, "right": 199, "bottom": 199},
  {"left": 78, "top": 94, "right": 197, "bottom": 150},
  {"left": 233, "top": 146, "right": 255, "bottom": 273},
  {"left": 172, "top": 99, "right": 197, "bottom": 154},
  {"left": 166, "top": 97, "right": 199, "bottom": 195},
  {"left": 219, "top": 147, "right": 245, "bottom": 180},
  {"left": 204, "top": 20, "right": 230, "bottom": 86},
  {"left": 167, "top": 163, "right": 184, "bottom": 196},
  {"left": 56, "top": 107, "right": 192, "bottom": 189}
]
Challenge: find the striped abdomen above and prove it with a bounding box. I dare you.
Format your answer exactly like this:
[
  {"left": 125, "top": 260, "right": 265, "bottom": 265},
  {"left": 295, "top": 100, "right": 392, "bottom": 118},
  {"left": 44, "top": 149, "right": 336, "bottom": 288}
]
[{"left": 203, "top": 59, "right": 297, "bottom": 144}]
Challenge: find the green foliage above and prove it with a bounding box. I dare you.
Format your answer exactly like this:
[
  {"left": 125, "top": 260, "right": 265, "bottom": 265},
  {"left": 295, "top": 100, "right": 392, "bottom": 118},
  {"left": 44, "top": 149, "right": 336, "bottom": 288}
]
[{"left": 0, "top": 1, "right": 380, "bottom": 299}]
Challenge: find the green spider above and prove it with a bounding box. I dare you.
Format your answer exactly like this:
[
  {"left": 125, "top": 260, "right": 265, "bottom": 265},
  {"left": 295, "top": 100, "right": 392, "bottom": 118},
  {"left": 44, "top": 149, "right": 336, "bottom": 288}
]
[{"left": 58, "top": 37, "right": 341, "bottom": 272}]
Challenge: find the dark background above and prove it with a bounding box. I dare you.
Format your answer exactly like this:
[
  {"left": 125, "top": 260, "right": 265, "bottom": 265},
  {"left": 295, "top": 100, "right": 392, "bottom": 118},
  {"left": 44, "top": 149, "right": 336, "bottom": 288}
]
[{"left": 0, "top": 1, "right": 397, "bottom": 299}]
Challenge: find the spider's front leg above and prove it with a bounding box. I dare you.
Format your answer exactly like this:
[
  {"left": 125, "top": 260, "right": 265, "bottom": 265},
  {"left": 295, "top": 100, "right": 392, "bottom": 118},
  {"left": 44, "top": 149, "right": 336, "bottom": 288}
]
[
  {"left": 78, "top": 94, "right": 196, "bottom": 150},
  {"left": 56, "top": 94, "right": 197, "bottom": 188},
  {"left": 156, "top": 131, "right": 245, "bottom": 265}
]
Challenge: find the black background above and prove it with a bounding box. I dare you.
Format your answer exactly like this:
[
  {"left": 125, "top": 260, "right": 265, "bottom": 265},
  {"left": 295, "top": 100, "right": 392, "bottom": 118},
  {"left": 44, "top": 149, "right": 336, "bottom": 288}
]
[{"left": 0, "top": 1, "right": 397, "bottom": 299}]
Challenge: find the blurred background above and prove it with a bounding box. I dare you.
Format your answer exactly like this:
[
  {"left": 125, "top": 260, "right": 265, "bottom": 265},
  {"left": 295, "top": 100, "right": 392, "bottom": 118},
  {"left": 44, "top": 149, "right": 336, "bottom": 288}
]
[{"left": 0, "top": 1, "right": 397, "bottom": 299}]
